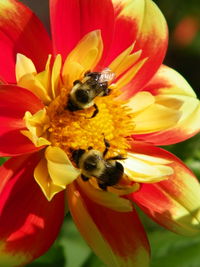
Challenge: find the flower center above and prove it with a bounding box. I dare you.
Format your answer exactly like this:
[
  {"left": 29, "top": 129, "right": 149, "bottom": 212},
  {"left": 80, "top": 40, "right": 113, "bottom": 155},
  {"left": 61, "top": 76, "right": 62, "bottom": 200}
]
[{"left": 47, "top": 86, "right": 135, "bottom": 160}]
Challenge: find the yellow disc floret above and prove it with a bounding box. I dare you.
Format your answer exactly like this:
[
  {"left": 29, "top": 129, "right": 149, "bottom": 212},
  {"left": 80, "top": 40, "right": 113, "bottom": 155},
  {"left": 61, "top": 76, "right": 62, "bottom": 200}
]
[{"left": 47, "top": 87, "right": 135, "bottom": 158}]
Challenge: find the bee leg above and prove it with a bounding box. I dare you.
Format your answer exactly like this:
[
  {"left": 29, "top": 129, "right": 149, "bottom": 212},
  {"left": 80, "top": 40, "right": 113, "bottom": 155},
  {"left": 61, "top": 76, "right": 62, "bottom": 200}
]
[
  {"left": 81, "top": 174, "right": 89, "bottom": 181},
  {"left": 90, "top": 104, "right": 99, "bottom": 118},
  {"left": 107, "top": 155, "right": 126, "bottom": 161},
  {"left": 98, "top": 183, "right": 107, "bottom": 191},
  {"left": 103, "top": 137, "right": 110, "bottom": 157},
  {"left": 103, "top": 88, "right": 111, "bottom": 96}
]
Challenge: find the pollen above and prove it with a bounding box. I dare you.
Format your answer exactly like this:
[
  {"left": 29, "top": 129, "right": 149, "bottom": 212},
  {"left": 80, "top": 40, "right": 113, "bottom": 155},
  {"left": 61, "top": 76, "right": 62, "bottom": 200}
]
[{"left": 47, "top": 88, "right": 135, "bottom": 159}]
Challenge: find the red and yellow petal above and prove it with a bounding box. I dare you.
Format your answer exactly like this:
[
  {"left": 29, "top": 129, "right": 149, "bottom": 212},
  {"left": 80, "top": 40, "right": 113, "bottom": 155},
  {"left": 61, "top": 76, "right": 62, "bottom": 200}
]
[
  {"left": 77, "top": 177, "right": 135, "bottom": 212},
  {"left": 0, "top": 153, "right": 65, "bottom": 266},
  {"left": 102, "top": 0, "right": 143, "bottom": 66},
  {"left": 130, "top": 95, "right": 181, "bottom": 135},
  {"left": 67, "top": 181, "right": 150, "bottom": 267},
  {"left": 0, "top": 0, "right": 52, "bottom": 83},
  {"left": 34, "top": 146, "right": 80, "bottom": 201},
  {"left": 133, "top": 65, "right": 200, "bottom": 145},
  {"left": 0, "top": 85, "right": 44, "bottom": 156},
  {"left": 50, "top": 0, "right": 115, "bottom": 61},
  {"left": 103, "top": 0, "right": 168, "bottom": 96},
  {"left": 62, "top": 30, "right": 103, "bottom": 86},
  {"left": 127, "top": 142, "right": 200, "bottom": 236}
]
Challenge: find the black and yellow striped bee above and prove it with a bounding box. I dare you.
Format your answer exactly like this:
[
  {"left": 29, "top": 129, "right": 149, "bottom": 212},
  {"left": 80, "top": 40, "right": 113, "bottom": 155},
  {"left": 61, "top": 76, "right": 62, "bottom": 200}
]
[
  {"left": 72, "top": 139, "right": 125, "bottom": 190},
  {"left": 67, "top": 68, "right": 115, "bottom": 118}
]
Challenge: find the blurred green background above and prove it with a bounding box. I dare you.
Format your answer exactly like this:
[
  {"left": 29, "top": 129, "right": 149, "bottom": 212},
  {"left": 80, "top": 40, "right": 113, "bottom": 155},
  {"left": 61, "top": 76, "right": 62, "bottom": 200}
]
[{"left": 4, "top": 0, "right": 200, "bottom": 266}]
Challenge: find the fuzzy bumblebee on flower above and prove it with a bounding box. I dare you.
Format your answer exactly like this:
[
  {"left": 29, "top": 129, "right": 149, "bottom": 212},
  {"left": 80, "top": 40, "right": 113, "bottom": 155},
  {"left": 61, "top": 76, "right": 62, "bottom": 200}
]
[{"left": 1, "top": 0, "right": 200, "bottom": 266}]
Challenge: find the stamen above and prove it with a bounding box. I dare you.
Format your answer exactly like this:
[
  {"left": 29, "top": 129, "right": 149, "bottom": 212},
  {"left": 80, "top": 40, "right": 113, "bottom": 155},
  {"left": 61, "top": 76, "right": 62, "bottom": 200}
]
[{"left": 47, "top": 88, "right": 135, "bottom": 159}]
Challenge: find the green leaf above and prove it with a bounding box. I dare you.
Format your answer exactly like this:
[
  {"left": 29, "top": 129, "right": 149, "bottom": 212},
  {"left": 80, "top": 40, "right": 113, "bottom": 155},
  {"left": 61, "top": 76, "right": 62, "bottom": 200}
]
[
  {"left": 164, "top": 133, "right": 200, "bottom": 161},
  {"left": 185, "top": 158, "right": 200, "bottom": 178},
  {"left": 59, "top": 215, "right": 91, "bottom": 267},
  {"left": 0, "top": 157, "right": 7, "bottom": 165},
  {"left": 150, "top": 230, "right": 200, "bottom": 267},
  {"left": 163, "top": 133, "right": 200, "bottom": 179},
  {"left": 82, "top": 253, "right": 105, "bottom": 267},
  {"left": 27, "top": 243, "right": 66, "bottom": 267}
]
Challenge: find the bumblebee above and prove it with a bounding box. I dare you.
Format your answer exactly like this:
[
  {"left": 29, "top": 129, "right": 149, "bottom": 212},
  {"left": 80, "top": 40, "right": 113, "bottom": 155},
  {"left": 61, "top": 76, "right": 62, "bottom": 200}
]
[
  {"left": 72, "top": 139, "right": 125, "bottom": 190},
  {"left": 67, "top": 68, "right": 115, "bottom": 118}
]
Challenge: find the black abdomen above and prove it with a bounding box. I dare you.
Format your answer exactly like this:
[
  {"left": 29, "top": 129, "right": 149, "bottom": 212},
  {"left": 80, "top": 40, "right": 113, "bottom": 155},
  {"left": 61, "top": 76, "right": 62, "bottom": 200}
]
[{"left": 98, "top": 161, "right": 124, "bottom": 187}]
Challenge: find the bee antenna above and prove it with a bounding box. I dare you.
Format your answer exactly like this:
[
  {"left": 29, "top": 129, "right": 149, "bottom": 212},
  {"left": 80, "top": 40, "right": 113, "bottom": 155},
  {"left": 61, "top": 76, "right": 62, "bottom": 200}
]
[
  {"left": 107, "top": 155, "right": 126, "bottom": 161},
  {"left": 102, "top": 134, "right": 110, "bottom": 157},
  {"left": 84, "top": 70, "right": 91, "bottom": 76}
]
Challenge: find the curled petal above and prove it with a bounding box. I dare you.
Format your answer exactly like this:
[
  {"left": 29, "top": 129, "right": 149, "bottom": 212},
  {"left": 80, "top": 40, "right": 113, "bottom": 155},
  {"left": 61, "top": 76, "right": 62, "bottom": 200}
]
[
  {"left": 0, "top": 85, "right": 44, "bottom": 156},
  {"left": 17, "top": 54, "right": 63, "bottom": 105},
  {"left": 133, "top": 65, "right": 200, "bottom": 145},
  {"left": 15, "top": 53, "right": 37, "bottom": 82},
  {"left": 62, "top": 30, "right": 103, "bottom": 85},
  {"left": 0, "top": 0, "right": 52, "bottom": 83},
  {"left": 51, "top": 54, "right": 62, "bottom": 98},
  {"left": 123, "top": 151, "right": 173, "bottom": 183},
  {"left": 67, "top": 182, "right": 150, "bottom": 267},
  {"left": 22, "top": 109, "right": 51, "bottom": 148},
  {"left": 114, "top": 58, "right": 147, "bottom": 90},
  {"left": 16, "top": 54, "right": 54, "bottom": 105},
  {"left": 133, "top": 103, "right": 181, "bottom": 134},
  {"left": 46, "top": 146, "right": 81, "bottom": 187},
  {"left": 0, "top": 154, "right": 65, "bottom": 266},
  {"left": 34, "top": 146, "right": 80, "bottom": 201},
  {"left": 18, "top": 73, "right": 52, "bottom": 105},
  {"left": 126, "top": 90, "right": 181, "bottom": 135},
  {"left": 127, "top": 142, "right": 200, "bottom": 236},
  {"left": 36, "top": 55, "right": 52, "bottom": 98},
  {"left": 108, "top": 43, "right": 142, "bottom": 78},
  {"left": 126, "top": 91, "right": 155, "bottom": 113}
]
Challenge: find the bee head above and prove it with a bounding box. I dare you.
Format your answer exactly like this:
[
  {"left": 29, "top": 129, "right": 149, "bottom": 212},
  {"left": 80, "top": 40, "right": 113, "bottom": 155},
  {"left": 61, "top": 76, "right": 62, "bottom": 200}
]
[{"left": 83, "top": 155, "right": 99, "bottom": 171}]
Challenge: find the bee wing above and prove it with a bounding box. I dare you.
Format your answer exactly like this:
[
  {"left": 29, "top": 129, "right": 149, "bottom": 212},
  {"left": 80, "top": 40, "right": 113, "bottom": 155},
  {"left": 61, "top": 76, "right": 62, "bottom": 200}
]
[{"left": 98, "top": 68, "right": 115, "bottom": 83}]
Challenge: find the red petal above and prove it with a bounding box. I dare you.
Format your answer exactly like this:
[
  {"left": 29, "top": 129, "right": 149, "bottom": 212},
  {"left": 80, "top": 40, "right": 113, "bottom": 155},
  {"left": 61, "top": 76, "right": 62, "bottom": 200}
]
[
  {"left": 102, "top": 0, "right": 142, "bottom": 66},
  {"left": 103, "top": 0, "right": 168, "bottom": 95},
  {"left": 50, "top": 0, "right": 115, "bottom": 61},
  {"left": 133, "top": 65, "right": 200, "bottom": 145},
  {"left": 0, "top": 85, "right": 44, "bottom": 156},
  {"left": 0, "top": 153, "right": 65, "bottom": 266},
  {"left": 67, "top": 181, "right": 150, "bottom": 267},
  {"left": 127, "top": 142, "right": 200, "bottom": 236},
  {"left": 0, "top": 0, "right": 52, "bottom": 83}
]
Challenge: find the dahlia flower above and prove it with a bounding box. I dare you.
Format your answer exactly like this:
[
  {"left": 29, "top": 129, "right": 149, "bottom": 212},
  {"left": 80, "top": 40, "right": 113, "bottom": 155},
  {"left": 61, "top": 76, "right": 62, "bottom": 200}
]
[{"left": 1, "top": 0, "right": 200, "bottom": 266}]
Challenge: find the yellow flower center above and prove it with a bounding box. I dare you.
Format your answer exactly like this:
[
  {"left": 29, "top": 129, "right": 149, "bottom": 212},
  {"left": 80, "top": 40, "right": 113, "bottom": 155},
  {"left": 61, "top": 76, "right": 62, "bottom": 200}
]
[{"left": 47, "top": 86, "right": 134, "bottom": 159}]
